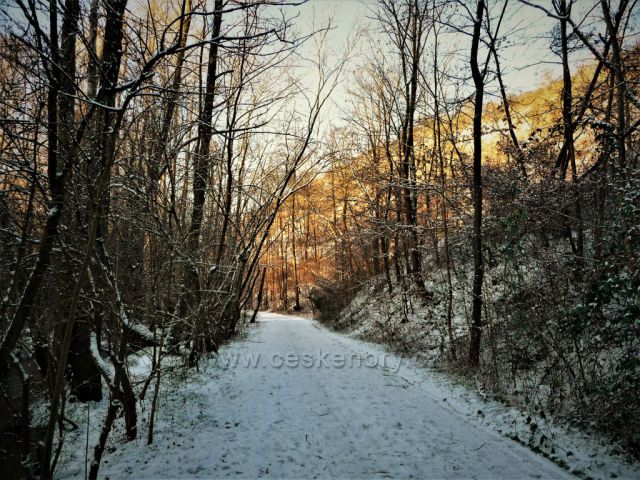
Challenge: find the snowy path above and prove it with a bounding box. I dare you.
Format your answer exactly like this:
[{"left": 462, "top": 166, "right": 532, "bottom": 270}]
[{"left": 59, "top": 313, "right": 575, "bottom": 479}]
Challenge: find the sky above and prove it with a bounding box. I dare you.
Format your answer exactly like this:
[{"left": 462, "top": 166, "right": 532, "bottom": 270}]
[
  {"left": 3, "top": 0, "right": 634, "bottom": 134},
  {"left": 289, "top": 0, "right": 637, "bottom": 128}
]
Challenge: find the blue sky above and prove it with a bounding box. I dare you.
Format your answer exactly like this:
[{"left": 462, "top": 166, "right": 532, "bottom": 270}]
[
  {"left": 289, "top": 0, "right": 634, "bottom": 128},
  {"left": 289, "top": 0, "right": 563, "bottom": 127}
]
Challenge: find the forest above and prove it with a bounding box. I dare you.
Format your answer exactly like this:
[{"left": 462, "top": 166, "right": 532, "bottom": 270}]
[{"left": 0, "top": 0, "right": 639, "bottom": 479}]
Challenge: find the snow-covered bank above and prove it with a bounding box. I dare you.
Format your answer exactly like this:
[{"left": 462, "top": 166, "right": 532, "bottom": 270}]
[{"left": 53, "top": 313, "right": 638, "bottom": 479}]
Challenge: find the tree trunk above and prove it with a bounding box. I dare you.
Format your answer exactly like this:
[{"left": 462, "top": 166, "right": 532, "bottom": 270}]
[
  {"left": 558, "top": 0, "right": 584, "bottom": 274},
  {"left": 468, "top": 0, "right": 485, "bottom": 368},
  {"left": 250, "top": 268, "right": 266, "bottom": 324},
  {"left": 184, "top": 0, "right": 224, "bottom": 299},
  {"left": 68, "top": 318, "right": 103, "bottom": 402},
  {"left": 601, "top": 0, "right": 628, "bottom": 176}
]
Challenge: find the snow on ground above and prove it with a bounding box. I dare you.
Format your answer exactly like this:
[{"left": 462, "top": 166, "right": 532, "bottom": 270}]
[
  {"left": 55, "top": 313, "right": 639, "bottom": 479},
  {"left": 334, "top": 276, "right": 640, "bottom": 479}
]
